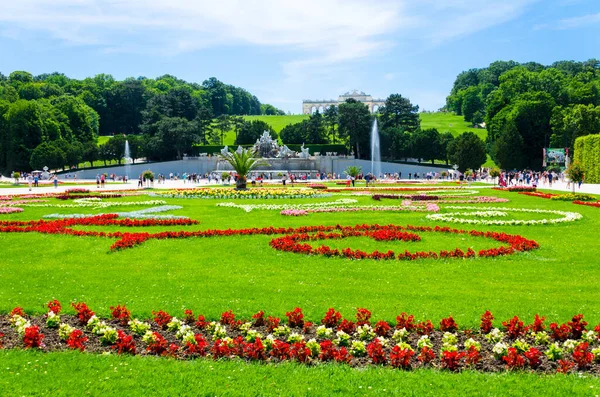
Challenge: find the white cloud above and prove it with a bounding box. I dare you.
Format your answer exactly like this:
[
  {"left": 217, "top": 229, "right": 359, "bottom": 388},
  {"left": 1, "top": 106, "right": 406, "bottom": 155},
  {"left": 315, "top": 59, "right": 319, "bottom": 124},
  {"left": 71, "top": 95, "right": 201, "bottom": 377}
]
[
  {"left": 556, "top": 12, "right": 600, "bottom": 29},
  {"left": 0, "top": 0, "right": 537, "bottom": 74},
  {"left": 0, "top": 0, "right": 540, "bottom": 111}
]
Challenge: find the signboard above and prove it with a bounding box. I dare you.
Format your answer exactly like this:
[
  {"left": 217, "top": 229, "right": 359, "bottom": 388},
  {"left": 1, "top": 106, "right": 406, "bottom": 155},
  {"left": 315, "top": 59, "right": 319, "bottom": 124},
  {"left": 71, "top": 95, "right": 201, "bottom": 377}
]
[{"left": 544, "top": 148, "right": 567, "bottom": 167}]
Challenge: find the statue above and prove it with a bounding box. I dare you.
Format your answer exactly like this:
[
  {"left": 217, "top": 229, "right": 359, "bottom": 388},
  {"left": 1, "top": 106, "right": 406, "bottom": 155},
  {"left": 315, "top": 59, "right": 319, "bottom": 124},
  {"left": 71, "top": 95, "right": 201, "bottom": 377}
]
[
  {"left": 236, "top": 145, "right": 244, "bottom": 155},
  {"left": 299, "top": 143, "right": 310, "bottom": 159},
  {"left": 254, "top": 131, "right": 281, "bottom": 158},
  {"left": 220, "top": 146, "right": 229, "bottom": 156},
  {"left": 279, "top": 145, "right": 295, "bottom": 159}
]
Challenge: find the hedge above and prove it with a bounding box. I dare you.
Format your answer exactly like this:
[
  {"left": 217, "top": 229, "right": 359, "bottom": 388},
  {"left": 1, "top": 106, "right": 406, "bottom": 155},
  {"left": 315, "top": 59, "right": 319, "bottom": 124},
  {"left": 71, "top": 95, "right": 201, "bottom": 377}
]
[
  {"left": 191, "top": 144, "right": 347, "bottom": 156},
  {"left": 574, "top": 134, "right": 600, "bottom": 183}
]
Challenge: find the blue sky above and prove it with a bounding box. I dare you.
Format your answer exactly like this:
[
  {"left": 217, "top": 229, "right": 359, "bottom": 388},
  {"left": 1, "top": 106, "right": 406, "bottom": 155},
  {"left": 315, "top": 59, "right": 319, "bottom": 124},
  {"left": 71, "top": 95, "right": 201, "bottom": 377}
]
[{"left": 0, "top": 0, "right": 599, "bottom": 113}]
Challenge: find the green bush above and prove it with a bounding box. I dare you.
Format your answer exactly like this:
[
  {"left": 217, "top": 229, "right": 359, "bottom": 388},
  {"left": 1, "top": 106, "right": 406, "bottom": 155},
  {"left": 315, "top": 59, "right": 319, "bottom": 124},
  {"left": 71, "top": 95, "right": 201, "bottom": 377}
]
[{"left": 574, "top": 134, "right": 600, "bottom": 183}]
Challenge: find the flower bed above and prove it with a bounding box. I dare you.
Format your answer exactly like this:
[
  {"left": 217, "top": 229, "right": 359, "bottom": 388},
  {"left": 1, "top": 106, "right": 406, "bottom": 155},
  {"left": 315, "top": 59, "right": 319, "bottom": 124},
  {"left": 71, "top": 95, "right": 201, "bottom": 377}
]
[
  {"left": 4, "top": 302, "right": 596, "bottom": 374},
  {"left": 426, "top": 206, "right": 582, "bottom": 226},
  {"left": 280, "top": 204, "right": 440, "bottom": 217},
  {"left": 43, "top": 205, "right": 189, "bottom": 220},
  {"left": 519, "top": 192, "right": 557, "bottom": 199},
  {"left": 550, "top": 193, "right": 597, "bottom": 202},
  {"left": 306, "top": 184, "right": 327, "bottom": 190},
  {"left": 22, "top": 198, "right": 168, "bottom": 209},
  {"left": 372, "top": 194, "right": 439, "bottom": 201},
  {"left": 573, "top": 201, "right": 600, "bottom": 208},
  {"left": 155, "top": 188, "right": 330, "bottom": 200},
  {"left": 0, "top": 207, "right": 23, "bottom": 214},
  {"left": 269, "top": 224, "right": 538, "bottom": 260},
  {"left": 0, "top": 216, "right": 538, "bottom": 257},
  {"left": 493, "top": 186, "right": 536, "bottom": 192},
  {"left": 216, "top": 199, "right": 359, "bottom": 213}
]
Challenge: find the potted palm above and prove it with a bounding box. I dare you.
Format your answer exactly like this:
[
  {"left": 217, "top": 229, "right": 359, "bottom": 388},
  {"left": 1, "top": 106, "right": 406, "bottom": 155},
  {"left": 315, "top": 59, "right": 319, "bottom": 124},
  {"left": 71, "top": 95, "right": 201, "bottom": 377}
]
[{"left": 218, "top": 148, "right": 267, "bottom": 190}]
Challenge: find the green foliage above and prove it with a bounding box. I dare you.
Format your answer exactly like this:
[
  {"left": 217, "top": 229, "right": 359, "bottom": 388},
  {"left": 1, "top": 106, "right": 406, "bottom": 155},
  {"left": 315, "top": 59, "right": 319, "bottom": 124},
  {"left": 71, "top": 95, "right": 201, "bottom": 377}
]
[
  {"left": 380, "top": 94, "right": 420, "bottom": 132},
  {"left": 141, "top": 170, "right": 154, "bottom": 180},
  {"left": 218, "top": 148, "right": 267, "bottom": 189},
  {"left": 344, "top": 165, "right": 362, "bottom": 177},
  {"left": 574, "top": 134, "right": 600, "bottom": 183},
  {"left": 492, "top": 122, "right": 524, "bottom": 170},
  {"left": 449, "top": 59, "right": 600, "bottom": 170},
  {"left": 565, "top": 162, "right": 585, "bottom": 185},
  {"left": 29, "top": 141, "right": 66, "bottom": 171},
  {"left": 448, "top": 132, "right": 487, "bottom": 172},
  {"left": 235, "top": 120, "right": 277, "bottom": 145},
  {"left": 279, "top": 111, "right": 328, "bottom": 144},
  {"left": 338, "top": 99, "right": 372, "bottom": 159}
]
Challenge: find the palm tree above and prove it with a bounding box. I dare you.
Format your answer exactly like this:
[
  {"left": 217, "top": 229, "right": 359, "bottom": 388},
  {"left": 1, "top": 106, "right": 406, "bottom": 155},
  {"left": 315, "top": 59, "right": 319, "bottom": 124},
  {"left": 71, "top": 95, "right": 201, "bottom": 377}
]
[
  {"left": 344, "top": 165, "right": 362, "bottom": 178},
  {"left": 218, "top": 147, "right": 267, "bottom": 190}
]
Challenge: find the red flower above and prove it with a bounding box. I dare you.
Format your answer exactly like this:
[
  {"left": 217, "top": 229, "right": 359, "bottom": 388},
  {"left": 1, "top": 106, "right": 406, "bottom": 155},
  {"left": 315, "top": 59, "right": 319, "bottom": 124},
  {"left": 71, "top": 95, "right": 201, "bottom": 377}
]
[
  {"left": 322, "top": 308, "right": 342, "bottom": 328},
  {"left": 366, "top": 339, "right": 386, "bottom": 364},
  {"left": 390, "top": 345, "right": 414, "bottom": 369},
  {"left": 152, "top": 310, "right": 172, "bottom": 329},
  {"left": 286, "top": 307, "right": 304, "bottom": 328},
  {"left": 480, "top": 311, "right": 494, "bottom": 334},
  {"left": 110, "top": 304, "right": 131, "bottom": 326},
  {"left": 47, "top": 299, "right": 62, "bottom": 314},
  {"left": 113, "top": 331, "right": 136, "bottom": 355},
  {"left": 72, "top": 302, "right": 95, "bottom": 325},
  {"left": 23, "top": 326, "right": 44, "bottom": 349},
  {"left": 502, "top": 347, "right": 525, "bottom": 370},
  {"left": 441, "top": 350, "right": 465, "bottom": 371},
  {"left": 440, "top": 316, "right": 458, "bottom": 332},
  {"left": 66, "top": 330, "right": 88, "bottom": 351}
]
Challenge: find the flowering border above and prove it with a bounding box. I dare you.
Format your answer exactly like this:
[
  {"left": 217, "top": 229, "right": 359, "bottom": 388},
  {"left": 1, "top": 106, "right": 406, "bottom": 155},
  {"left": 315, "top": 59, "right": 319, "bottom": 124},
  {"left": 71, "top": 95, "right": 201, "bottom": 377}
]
[
  {"left": 0, "top": 216, "right": 538, "bottom": 257},
  {"left": 3, "top": 302, "right": 598, "bottom": 374},
  {"left": 269, "top": 224, "right": 538, "bottom": 260},
  {"left": 426, "top": 206, "right": 582, "bottom": 226}
]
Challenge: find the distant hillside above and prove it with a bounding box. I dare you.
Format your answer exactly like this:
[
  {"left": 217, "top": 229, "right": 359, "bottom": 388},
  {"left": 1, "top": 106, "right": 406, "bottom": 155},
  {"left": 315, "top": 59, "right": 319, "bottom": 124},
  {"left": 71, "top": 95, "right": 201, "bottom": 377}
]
[{"left": 219, "top": 112, "right": 485, "bottom": 145}]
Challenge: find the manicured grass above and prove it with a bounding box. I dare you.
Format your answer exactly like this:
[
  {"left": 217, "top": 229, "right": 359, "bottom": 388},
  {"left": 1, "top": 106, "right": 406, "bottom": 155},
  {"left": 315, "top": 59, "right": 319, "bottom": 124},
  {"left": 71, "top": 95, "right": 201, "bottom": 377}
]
[
  {"left": 1, "top": 350, "right": 598, "bottom": 396},
  {"left": 420, "top": 112, "right": 486, "bottom": 140},
  {"left": 1, "top": 187, "right": 598, "bottom": 393},
  {"left": 98, "top": 136, "right": 112, "bottom": 145}
]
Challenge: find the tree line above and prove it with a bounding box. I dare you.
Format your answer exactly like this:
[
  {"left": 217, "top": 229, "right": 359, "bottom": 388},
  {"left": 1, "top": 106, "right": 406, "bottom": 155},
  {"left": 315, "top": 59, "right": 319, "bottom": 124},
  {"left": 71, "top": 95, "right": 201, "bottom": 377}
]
[
  {"left": 0, "top": 71, "right": 286, "bottom": 173},
  {"left": 275, "top": 94, "right": 486, "bottom": 172},
  {"left": 446, "top": 59, "right": 600, "bottom": 170}
]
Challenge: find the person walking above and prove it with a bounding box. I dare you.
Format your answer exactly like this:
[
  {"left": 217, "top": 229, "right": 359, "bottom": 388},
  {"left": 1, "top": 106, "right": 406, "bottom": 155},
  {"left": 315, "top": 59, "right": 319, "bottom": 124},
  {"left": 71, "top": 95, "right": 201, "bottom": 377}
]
[{"left": 27, "top": 174, "right": 33, "bottom": 191}]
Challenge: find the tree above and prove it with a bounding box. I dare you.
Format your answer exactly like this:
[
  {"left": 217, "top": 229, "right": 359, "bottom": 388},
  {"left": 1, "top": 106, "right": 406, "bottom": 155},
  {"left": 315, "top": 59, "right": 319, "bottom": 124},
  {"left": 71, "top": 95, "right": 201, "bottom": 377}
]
[
  {"left": 231, "top": 116, "right": 245, "bottom": 141},
  {"left": 153, "top": 118, "right": 199, "bottom": 160},
  {"left": 218, "top": 148, "right": 267, "bottom": 189},
  {"left": 411, "top": 128, "right": 442, "bottom": 164},
  {"left": 461, "top": 87, "right": 484, "bottom": 122},
  {"left": 324, "top": 106, "right": 339, "bottom": 143},
  {"left": 29, "top": 142, "right": 66, "bottom": 171},
  {"left": 344, "top": 165, "right": 362, "bottom": 178},
  {"left": 280, "top": 123, "right": 305, "bottom": 144},
  {"left": 380, "top": 94, "right": 420, "bottom": 132},
  {"left": 235, "top": 120, "right": 276, "bottom": 145},
  {"left": 492, "top": 122, "right": 524, "bottom": 170},
  {"left": 438, "top": 132, "right": 455, "bottom": 165},
  {"left": 448, "top": 132, "right": 487, "bottom": 172},
  {"left": 195, "top": 107, "right": 214, "bottom": 145},
  {"left": 338, "top": 99, "right": 371, "bottom": 159},
  {"left": 83, "top": 143, "right": 99, "bottom": 167},
  {"left": 305, "top": 111, "right": 327, "bottom": 144},
  {"left": 566, "top": 161, "right": 585, "bottom": 192},
  {"left": 213, "top": 114, "right": 231, "bottom": 145}
]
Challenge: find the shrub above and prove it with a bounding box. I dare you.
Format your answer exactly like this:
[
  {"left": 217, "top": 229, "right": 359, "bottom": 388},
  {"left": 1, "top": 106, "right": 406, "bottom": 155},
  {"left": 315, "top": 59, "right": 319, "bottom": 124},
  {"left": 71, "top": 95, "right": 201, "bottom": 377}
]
[{"left": 574, "top": 134, "right": 600, "bottom": 183}]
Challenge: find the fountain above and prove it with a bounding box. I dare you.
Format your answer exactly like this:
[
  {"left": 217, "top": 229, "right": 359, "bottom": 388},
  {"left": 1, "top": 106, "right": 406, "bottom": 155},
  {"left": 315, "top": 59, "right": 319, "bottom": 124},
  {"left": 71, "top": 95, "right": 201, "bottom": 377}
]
[
  {"left": 124, "top": 140, "right": 132, "bottom": 182},
  {"left": 370, "top": 119, "right": 381, "bottom": 178}
]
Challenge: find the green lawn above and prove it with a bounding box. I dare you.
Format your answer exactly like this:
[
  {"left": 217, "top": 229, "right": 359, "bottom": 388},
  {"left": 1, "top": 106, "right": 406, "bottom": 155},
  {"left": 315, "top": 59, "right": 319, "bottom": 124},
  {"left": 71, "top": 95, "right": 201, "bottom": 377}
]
[
  {"left": 420, "top": 112, "right": 486, "bottom": 140},
  {"left": 2, "top": 187, "right": 597, "bottom": 394}
]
